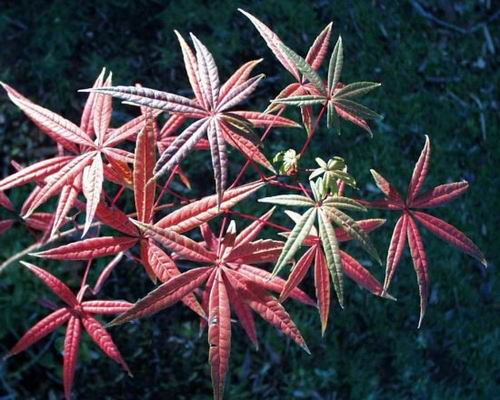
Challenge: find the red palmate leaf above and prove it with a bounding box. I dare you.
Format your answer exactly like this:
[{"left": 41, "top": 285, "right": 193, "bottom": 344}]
[
  {"left": 7, "top": 308, "right": 71, "bottom": 356},
  {"left": 147, "top": 241, "right": 205, "bottom": 317},
  {"left": 82, "top": 154, "right": 104, "bottom": 235},
  {"left": 86, "top": 33, "right": 274, "bottom": 203},
  {"left": 134, "top": 111, "right": 156, "bottom": 223},
  {"left": 208, "top": 270, "right": 231, "bottom": 400},
  {"left": 407, "top": 135, "right": 430, "bottom": 204},
  {"left": 33, "top": 237, "right": 138, "bottom": 260},
  {"left": 412, "top": 181, "right": 469, "bottom": 208},
  {"left": 314, "top": 247, "right": 330, "bottom": 335},
  {"left": 412, "top": 211, "right": 485, "bottom": 264},
  {"left": 384, "top": 214, "right": 408, "bottom": 291},
  {"left": 406, "top": 215, "right": 429, "bottom": 328},
  {"left": 156, "top": 180, "right": 264, "bottom": 232},
  {"left": 9, "top": 263, "right": 131, "bottom": 399},
  {"left": 110, "top": 267, "right": 212, "bottom": 325},
  {"left": 0, "top": 156, "right": 74, "bottom": 191},
  {"left": 20, "top": 261, "right": 78, "bottom": 306},
  {"left": 63, "top": 316, "right": 81, "bottom": 400},
  {"left": 366, "top": 135, "right": 485, "bottom": 326}
]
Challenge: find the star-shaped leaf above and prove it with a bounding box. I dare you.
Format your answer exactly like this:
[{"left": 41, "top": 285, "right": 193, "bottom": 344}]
[{"left": 365, "top": 135, "right": 486, "bottom": 327}]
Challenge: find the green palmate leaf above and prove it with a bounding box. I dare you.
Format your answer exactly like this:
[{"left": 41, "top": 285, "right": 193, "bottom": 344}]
[
  {"left": 333, "top": 98, "right": 381, "bottom": 120},
  {"left": 323, "top": 196, "right": 366, "bottom": 212},
  {"left": 317, "top": 209, "right": 344, "bottom": 307},
  {"left": 330, "top": 170, "right": 357, "bottom": 188},
  {"left": 273, "top": 207, "right": 317, "bottom": 276},
  {"left": 315, "top": 157, "right": 327, "bottom": 169},
  {"left": 334, "top": 82, "right": 381, "bottom": 99},
  {"left": 328, "top": 36, "right": 343, "bottom": 94},
  {"left": 279, "top": 44, "right": 326, "bottom": 95},
  {"left": 272, "top": 95, "right": 325, "bottom": 106},
  {"left": 259, "top": 194, "right": 314, "bottom": 207},
  {"left": 272, "top": 149, "right": 300, "bottom": 176},
  {"left": 327, "top": 101, "right": 335, "bottom": 129},
  {"left": 309, "top": 178, "right": 324, "bottom": 202},
  {"left": 323, "top": 207, "right": 381, "bottom": 264}
]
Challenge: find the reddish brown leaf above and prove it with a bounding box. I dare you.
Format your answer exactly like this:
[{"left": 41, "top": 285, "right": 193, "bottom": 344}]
[
  {"left": 219, "top": 59, "right": 262, "bottom": 101},
  {"left": 411, "top": 181, "right": 469, "bottom": 208},
  {"left": 305, "top": 22, "right": 333, "bottom": 70},
  {"left": 406, "top": 216, "right": 429, "bottom": 328},
  {"left": 224, "top": 274, "right": 258, "bottom": 348},
  {"left": 221, "top": 123, "right": 274, "bottom": 172},
  {"left": 384, "top": 214, "right": 408, "bottom": 291},
  {"left": 34, "top": 237, "right": 137, "bottom": 260},
  {"left": 25, "top": 153, "right": 94, "bottom": 218},
  {"left": 134, "top": 113, "right": 156, "bottom": 223},
  {"left": 21, "top": 262, "right": 78, "bottom": 307},
  {"left": 156, "top": 180, "right": 264, "bottom": 233},
  {"left": 412, "top": 211, "right": 486, "bottom": 265},
  {"left": 408, "top": 135, "right": 430, "bottom": 203},
  {"left": 147, "top": 242, "right": 205, "bottom": 317},
  {"left": 8, "top": 308, "right": 71, "bottom": 356},
  {"left": 81, "top": 315, "right": 130, "bottom": 373},
  {"left": 279, "top": 246, "right": 315, "bottom": 302},
  {"left": 80, "top": 68, "right": 105, "bottom": 137},
  {"left": 63, "top": 316, "right": 81, "bottom": 400},
  {"left": 109, "top": 267, "right": 212, "bottom": 325},
  {"left": 208, "top": 270, "right": 231, "bottom": 400},
  {"left": 82, "top": 154, "right": 104, "bottom": 235},
  {"left": 225, "top": 269, "right": 309, "bottom": 353},
  {"left": 341, "top": 250, "right": 389, "bottom": 299},
  {"left": 370, "top": 169, "right": 404, "bottom": 205},
  {"left": 314, "top": 247, "right": 330, "bottom": 335},
  {"left": 0, "top": 156, "right": 74, "bottom": 191},
  {"left": 239, "top": 9, "right": 301, "bottom": 81},
  {"left": 234, "top": 207, "right": 275, "bottom": 246},
  {"left": 51, "top": 177, "right": 82, "bottom": 237},
  {"left": 81, "top": 300, "right": 132, "bottom": 315},
  {"left": 2, "top": 83, "right": 94, "bottom": 152},
  {"left": 134, "top": 220, "right": 214, "bottom": 263}
]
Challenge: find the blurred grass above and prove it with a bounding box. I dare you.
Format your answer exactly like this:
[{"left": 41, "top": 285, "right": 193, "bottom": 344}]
[{"left": 0, "top": 0, "right": 499, "bottom": 399}]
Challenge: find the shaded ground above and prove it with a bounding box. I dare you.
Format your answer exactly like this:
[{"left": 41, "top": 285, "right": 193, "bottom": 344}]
[{"left": 0, "top": 1, "right": 498, "bottom": 399}]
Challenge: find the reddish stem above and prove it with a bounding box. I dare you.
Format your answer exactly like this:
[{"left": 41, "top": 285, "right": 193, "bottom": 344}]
[{"left": 299, "top": 104, "right": 327, "bottom": 157}]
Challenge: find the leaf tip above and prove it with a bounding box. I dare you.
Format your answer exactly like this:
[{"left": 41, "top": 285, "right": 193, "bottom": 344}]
[
  {"left": 381, "top": 290, "right": 397, "bottom": 302},
  {"left": 301, "top": 342, "right": 311, "bottom": 355}
]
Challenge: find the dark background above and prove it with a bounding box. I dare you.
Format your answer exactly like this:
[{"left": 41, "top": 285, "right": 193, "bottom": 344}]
[{"left": 0, "top": 1, "right": 498, "bottom": 399}]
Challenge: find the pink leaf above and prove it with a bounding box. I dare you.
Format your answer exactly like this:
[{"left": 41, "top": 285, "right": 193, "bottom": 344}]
[
  {"left": 384, "top": 214, "right": 408, "bottom": 291},
  {"left": 208, "top": 270, "right": 231, "bottom": 400},
  {"left": 63, "top": 316, "right": 81, "bottom": 400},
  {"left": 82, "top": 154, "right": 104, "bottom": 236},
  {"left": 406, "top": 216, "right": 429, "bottom": 328},
  {"left": 21, "top": 262, "right": 78, "bottom": 307},
  {"left": 411, "top": 181, "right": 469, "bottom": 208},
  {"left": 81, "top": 315, "right": 130, "bottom": 373},
  {"left": 412, "top": 211, "right": 486, "bottom": 265},
  {"left": 109, "top": 267, "right": 212, "bottom": 325},
  {"left": 134, "top": 112, "right": 156, "bottom": 223},
  {"left": 408, "top": 135, "right": 431, "bottom": 203},
  {"left": 34, "top": 236, "right": 137, "bottom": 260},
  {"left": 8, "top": 308, "right": 71, "bottom": 356}
]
